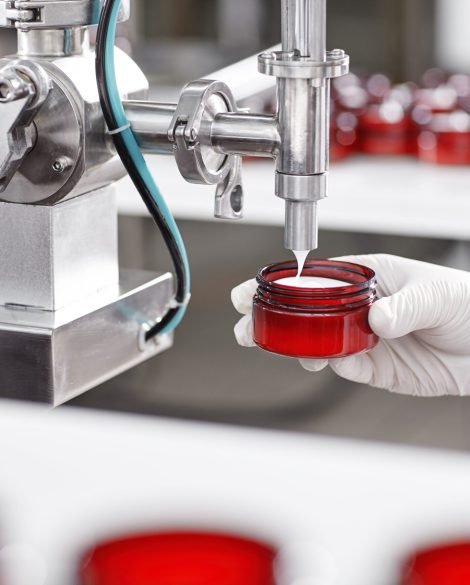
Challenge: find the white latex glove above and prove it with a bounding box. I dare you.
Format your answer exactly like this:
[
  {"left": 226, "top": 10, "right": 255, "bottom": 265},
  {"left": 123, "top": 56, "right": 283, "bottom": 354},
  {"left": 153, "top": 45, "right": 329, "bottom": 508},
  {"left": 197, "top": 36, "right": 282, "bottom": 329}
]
[{"left": 231, "top": 254, "right": 470, "bottom": 397}]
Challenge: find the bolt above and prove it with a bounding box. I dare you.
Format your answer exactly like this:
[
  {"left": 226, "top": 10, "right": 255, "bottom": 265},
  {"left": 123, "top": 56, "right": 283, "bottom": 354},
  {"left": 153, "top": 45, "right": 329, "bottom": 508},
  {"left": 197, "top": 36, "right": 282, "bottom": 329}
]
[
  {"left": 189, "top": 128, "right": 198, "bottom": 142},
  {"left": 260, "top": 52, "right": 275, "bottom": 61},
  {"left": 330, "top": 49, "right": 345, "bottom": 59}
]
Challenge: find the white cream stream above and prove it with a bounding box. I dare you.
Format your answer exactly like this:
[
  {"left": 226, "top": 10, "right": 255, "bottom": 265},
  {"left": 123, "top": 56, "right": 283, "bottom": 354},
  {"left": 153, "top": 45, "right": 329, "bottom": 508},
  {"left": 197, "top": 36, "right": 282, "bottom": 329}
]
[
  {"left": 294, "top": 250, "right": 310, "bottom": 280},
  {"left": 275, "top": 250, "right": 348, "bottom": 288}
]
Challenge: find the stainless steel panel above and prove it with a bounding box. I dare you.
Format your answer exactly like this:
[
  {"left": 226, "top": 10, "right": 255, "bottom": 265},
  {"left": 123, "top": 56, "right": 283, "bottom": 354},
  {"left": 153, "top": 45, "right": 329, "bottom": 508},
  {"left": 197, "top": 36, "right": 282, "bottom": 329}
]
[
  {"left": 0, "top": 269, "right": 173, "bottom": 405},
  {"left": 0, "top": 187, "right": 119, "bottom": 311}
]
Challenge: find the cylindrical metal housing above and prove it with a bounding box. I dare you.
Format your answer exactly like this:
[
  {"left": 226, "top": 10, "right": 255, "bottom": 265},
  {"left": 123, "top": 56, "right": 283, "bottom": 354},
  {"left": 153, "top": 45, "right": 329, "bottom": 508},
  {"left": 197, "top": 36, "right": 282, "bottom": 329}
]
[
  {"left": 17, "top": 28, "right": 90, "bottom": 57},
  {"left": 276, "top": 78, "right": 328, "bottom": 174}
]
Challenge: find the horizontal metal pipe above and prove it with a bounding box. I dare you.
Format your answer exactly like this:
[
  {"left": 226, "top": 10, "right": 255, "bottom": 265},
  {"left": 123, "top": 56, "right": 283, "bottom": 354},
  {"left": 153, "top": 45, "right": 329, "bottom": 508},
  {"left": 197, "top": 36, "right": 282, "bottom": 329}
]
[
  {"left": 210, "top": 113, "right": 279, "bottom": 157},
  {"left": 124, "top": 102, "right": 279, "bottom": 158},
  {"left": 124, "top": 101, "right": 176, "bottom": 155}
]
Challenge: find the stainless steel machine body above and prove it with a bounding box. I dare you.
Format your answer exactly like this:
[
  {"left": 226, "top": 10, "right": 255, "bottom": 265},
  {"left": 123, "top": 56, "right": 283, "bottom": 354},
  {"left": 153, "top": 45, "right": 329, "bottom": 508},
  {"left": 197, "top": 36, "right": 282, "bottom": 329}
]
[
  {"left": 0, "top": 1, "right": 173, "bottom": 404},
  {"left": 0, "top": 0, "right": 347, "bottom": 404}
]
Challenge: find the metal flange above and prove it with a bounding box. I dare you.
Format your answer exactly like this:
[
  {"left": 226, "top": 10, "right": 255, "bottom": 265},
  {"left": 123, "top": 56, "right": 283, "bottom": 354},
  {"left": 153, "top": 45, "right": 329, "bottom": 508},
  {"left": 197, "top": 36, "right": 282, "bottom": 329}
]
[{"left": 258, "top": 49, "right": 349, "bottom": 80}]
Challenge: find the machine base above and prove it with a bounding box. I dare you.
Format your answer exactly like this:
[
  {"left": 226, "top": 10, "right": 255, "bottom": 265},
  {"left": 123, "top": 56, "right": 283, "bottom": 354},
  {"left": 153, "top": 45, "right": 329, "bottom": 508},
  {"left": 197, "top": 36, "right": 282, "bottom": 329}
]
[{"left": 0, "top": 270, "right": 174, "bottom": 405}]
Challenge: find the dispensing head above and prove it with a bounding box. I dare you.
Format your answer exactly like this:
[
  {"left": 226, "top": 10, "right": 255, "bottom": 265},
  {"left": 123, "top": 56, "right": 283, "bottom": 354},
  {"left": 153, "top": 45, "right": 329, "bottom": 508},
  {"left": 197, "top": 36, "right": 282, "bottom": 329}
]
[
  {"left": 258, "top": 0, "right": 349, "bottom": 252},
  {"left": 285, "top": 201, "right": 318, "bottom": 251}
]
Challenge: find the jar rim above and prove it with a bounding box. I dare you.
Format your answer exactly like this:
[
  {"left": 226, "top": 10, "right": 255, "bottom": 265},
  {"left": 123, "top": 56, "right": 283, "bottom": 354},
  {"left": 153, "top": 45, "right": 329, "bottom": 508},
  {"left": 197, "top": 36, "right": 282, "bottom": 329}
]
[{"left": 257, "top": 259, "right": 377, "bottom": 297}]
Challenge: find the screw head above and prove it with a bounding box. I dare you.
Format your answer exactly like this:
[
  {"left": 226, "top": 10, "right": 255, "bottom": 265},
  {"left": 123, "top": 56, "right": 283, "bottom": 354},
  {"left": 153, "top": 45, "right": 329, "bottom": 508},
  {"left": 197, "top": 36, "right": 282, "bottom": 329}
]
[
  {"left": 52, "top": 160, "right": 64, "bottom": 173},
  {"left": 51, "top": 157, "right": 71, "bottom": 173}
]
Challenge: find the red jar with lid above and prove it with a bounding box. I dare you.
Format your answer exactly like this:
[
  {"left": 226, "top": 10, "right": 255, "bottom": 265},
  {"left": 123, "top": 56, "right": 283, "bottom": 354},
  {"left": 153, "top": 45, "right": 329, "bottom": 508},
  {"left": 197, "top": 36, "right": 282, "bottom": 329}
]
[
  {"left": 79, "top": 531, "right": 276, "bottom": 585},
  {"left": 253, "top": 259, "right": 378, "bottom": 359},
  {"left": 401, "top": 542, "right": 470, "bottom": 585}
]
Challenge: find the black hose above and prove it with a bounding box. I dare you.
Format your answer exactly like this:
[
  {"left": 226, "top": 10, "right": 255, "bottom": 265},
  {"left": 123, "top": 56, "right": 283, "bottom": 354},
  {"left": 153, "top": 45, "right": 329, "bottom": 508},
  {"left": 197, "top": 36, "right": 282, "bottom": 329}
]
[{"left": 95, "top": 0, "right": 188, "bottom": 340}]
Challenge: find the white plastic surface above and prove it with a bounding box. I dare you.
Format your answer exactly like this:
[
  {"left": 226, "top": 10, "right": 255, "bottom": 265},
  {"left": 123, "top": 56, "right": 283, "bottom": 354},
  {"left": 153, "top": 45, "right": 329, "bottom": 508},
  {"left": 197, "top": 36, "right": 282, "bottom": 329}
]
[
  {"left": 1, "top": 401, "right": 470, "bottom": 584},
  {"left": 117, "top": 156, "right": 470, "bottom": 240},
  {"left": 208, "top": 44, "right": 279, "bottom": 102}
]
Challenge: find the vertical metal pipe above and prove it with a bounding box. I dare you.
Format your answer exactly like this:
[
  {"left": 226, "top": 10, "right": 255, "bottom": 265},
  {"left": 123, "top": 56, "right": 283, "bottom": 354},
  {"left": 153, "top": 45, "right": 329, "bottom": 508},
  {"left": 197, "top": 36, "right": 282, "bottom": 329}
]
[
  {"left": 281, "top": 0, "right": 326, "bottom": 58},
  {"left": 278, "top": 0, "right": 328, "bottom": 251},
  {"left": 277, "top": 0, "right": 328, "bottom": 176}
]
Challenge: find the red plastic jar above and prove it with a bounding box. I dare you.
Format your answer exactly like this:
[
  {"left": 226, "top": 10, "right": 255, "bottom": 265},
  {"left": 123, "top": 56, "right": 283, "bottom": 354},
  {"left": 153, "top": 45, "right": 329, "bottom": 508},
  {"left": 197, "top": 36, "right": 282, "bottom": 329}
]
[
  {"left": 401, "top": 542, "right": 470, "bottom": 585},
  {"left": 253, "top": 259, "right": 378, "bottom": 359},
  {"left": 79, "top": 531, "right": 276, "bottom": 585}
]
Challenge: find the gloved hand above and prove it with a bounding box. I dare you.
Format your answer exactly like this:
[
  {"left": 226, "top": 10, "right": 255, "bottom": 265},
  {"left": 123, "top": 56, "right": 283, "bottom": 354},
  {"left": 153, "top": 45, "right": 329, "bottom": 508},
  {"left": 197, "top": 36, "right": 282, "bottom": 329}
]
[{"left": 231, "top": 254, "right": 470, "bottom": 397}]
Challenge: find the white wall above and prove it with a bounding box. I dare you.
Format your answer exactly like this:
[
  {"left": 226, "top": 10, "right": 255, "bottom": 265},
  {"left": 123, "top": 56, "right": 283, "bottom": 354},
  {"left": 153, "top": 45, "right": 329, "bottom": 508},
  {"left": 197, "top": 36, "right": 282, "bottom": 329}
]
[{"left": 436, "top": 0, "right": 470, "bottom": 72}]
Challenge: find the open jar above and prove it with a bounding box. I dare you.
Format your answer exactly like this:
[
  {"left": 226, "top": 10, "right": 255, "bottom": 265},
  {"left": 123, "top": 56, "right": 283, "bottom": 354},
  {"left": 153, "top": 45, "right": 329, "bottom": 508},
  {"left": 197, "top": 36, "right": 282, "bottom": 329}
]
[{"left": 253, "top": 259, "right": 378, "bottom": 359}]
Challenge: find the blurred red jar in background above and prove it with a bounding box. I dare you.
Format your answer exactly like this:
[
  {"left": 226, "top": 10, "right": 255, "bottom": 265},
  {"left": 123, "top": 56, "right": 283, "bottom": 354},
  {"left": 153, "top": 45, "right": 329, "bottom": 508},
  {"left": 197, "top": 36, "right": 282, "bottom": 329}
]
[
  {"left": 330, "top": 110, "right": 358, "bottom": 161},
  {"left": 365, "top": 73, "right": 392, "bottom": 104},
  {"left": 79, "top": 531, "right": 276, "bottom": 585},
  {"left": 415, "top": 86, "right": 458, "bottom": 114},
  {"left": 418, "top": 110, "right": 470, "bottom": 165},
  {"left": 401, "top": 542, "right": 470, "bottom": 585},
  {"left": 359, "top": 100, "right": 416, "bottom": 156}
]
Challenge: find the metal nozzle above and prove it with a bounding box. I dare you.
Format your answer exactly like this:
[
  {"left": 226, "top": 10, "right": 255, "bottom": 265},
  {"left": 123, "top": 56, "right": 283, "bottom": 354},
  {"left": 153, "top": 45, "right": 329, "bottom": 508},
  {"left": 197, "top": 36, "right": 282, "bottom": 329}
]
[{"left": 284, "top": 200, "right": 318, "bottom": 252}]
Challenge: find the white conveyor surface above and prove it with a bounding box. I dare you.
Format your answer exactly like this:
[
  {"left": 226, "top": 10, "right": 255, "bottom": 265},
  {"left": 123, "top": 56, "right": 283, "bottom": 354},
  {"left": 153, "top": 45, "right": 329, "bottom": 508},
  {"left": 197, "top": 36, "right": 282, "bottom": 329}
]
[
  {"left": 1, "top": 401, "right": 470, "bottom": 584},
  {"left": 117, "top": 156, "right": 470, "bottom": 240}
]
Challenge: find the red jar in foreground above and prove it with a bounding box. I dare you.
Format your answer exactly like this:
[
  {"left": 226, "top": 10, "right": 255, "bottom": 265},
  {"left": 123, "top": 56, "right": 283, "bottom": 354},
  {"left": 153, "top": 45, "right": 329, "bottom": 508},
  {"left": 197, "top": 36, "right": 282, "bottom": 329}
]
[
  {"left": 253, "top": 259, "right": 378, "bottom": 359},
  {"left": 79, "top": 531, "right": 276, "bottom": 585},
  {"left": 401, "top": 542, "right": 470, "bottom": 585}
]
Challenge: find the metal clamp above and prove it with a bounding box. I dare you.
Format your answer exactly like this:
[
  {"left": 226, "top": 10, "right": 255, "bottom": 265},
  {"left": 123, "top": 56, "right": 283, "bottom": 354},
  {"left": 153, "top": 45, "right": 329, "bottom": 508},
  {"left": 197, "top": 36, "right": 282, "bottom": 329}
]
[
  {"left": 0, "top": 2, "right": 36, "bottom": 26},
  {"left": 0, "top": 0, "right": 129, "bottom": 29},
  {"left": 258, "top": 49, "right": 349, "bottom": 81},
  {"left": 168, "top": 79, "right": 244, "bottom": 220}
]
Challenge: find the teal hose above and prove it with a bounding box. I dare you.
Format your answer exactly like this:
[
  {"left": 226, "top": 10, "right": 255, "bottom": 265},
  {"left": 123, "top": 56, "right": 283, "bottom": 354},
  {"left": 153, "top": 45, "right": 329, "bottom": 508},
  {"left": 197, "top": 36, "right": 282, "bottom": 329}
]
[{"left": 102, "top": 1, "right": 190, "bottom": 333}]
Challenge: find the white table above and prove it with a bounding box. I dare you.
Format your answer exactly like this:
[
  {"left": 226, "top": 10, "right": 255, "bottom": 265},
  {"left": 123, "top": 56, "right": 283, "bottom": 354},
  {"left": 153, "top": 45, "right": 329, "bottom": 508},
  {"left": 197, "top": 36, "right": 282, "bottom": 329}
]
[
  {"left": 117, "top": 156, "right": 470, "bottom": 241},
  {"left": 1, "top": 401, "right": 470, "bottom": 585}
]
